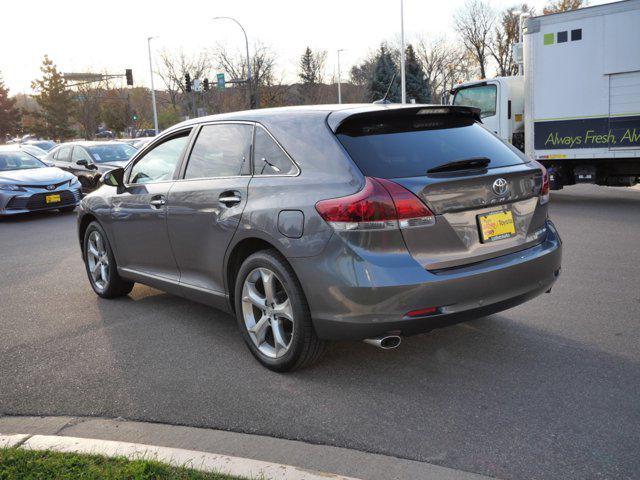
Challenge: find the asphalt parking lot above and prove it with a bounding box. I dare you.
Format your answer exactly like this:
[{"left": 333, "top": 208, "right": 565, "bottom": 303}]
[{"left": 1, "top": 185, "right": 639, "bottom": 480}]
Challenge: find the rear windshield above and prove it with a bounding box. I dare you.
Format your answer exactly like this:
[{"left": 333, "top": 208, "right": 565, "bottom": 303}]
[{"left": 336, "top": 116, "right": 526, "bottom": 179}]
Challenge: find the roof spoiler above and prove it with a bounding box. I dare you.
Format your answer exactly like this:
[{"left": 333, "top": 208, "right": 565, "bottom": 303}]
[{"left": 328, "top": 105, "right": 481, "bottom": 132}]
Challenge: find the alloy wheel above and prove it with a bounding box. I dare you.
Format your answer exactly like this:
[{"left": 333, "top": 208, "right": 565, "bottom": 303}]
[
  {"left": 241, "top": 267, "right": 294, "bottom": 359},
  {"left": 86, "top": 230, "right": 110, "bottom": 291}
]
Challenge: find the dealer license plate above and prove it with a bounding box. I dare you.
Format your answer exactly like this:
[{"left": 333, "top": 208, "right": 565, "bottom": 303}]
[{"left": 478, "top": 210, "right": 516, "bottom": 243}]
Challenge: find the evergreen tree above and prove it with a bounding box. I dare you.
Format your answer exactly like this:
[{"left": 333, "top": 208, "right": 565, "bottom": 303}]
[
  {"left": 31, "top": 55, "right": 74, "bottom": 141},
  {"left": 0, "top": 74, "right": 21, "bottom": 139},
  {"left": 298, "top": 47, "right": 326, "bottom": 104},
  {"left": 404, "top": 44, "right": 431, "bottom": 103},
  {"left": 369, "top": 44, "right": 399, "bottom": 103},
  {"left": 299, "top": 47, "right": 318, "bottom": 85}
]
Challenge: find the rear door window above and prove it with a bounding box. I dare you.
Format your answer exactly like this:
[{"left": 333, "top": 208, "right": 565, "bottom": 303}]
[
  {"left": 56, "top": 146, "right": 72, "bottom": 162},
  {"left": 184, "top": 123, "right": 252, "bottom": 179},
  {"left": 336, "top": 115, "right": 526, "bottom": 179}
]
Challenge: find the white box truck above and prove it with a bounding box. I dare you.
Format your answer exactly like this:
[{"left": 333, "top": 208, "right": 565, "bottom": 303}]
[{"left": 450, "top": 0, "right": 640, "bottom": 189}]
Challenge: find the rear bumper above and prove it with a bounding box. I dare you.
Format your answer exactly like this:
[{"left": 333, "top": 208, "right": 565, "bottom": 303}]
[{"left": 290, "top": 221, "right": 562, "bottom": 340}]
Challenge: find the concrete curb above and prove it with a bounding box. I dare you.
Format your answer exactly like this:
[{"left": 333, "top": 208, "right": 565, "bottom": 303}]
[
  {"left": 1, "top": 433, "right": 359, "bottom": 480},
  {"left": 0, "top": 416, "right": 495, "bottom": 480}
]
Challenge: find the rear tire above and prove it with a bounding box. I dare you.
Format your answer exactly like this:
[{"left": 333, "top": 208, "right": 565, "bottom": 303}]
[
  {"left": 83, "top": 221, "right": 134, "bottom": 298},
  {"left": 234, "top": 249, "right": 326, "bottom": 372}
]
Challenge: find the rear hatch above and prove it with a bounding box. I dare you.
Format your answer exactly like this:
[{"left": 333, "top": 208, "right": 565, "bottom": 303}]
[{"left": 332, "top": 106, "right": 548, "bottom": 270}]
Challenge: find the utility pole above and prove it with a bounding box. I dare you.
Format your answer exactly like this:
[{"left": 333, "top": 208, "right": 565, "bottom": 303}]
[
  {"left": 337, "top": 49, "right": 344, "bottom": 104},
  {"left": 213, "top": 17, "right": 253, "bottom": 109},
  {"left": 400, "top": 0, "right": 407, "bottom": 104},
  {"left": 147, "top": 36, "right": 159, "bottom": 135}
]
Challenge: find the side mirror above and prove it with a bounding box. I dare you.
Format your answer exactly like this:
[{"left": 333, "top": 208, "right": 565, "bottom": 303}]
[
  {"left": 101, "top": 167, "right": 125, "bottom": 189},
  {"left": 76, "top": 159, "right": 89, "bottom": 166}
]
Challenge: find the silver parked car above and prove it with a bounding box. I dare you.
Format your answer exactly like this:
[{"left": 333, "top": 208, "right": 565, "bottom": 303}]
[
  {"left": 0, "top": 147, "right": 82, "bottom": 215},
  {"left": 77, "top": 104, "right": 562, "bottom": 371}
]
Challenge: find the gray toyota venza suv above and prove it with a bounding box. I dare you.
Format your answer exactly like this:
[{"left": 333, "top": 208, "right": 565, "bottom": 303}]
[{"left": 78, "top": 104, "right": 562, "bottom": 371}]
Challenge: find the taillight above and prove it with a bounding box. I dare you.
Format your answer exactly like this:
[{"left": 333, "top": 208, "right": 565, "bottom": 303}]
[
  {"left": 315, "top": 177, "right": 435, "bottom": 231},
  {"left": 539, "top": 163, "right": 550, "bottom": 205}
]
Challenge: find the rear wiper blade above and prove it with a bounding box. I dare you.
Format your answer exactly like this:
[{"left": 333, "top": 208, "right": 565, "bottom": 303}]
[{"left": 427, "top": 157, "right": 490, "bottom": 174}]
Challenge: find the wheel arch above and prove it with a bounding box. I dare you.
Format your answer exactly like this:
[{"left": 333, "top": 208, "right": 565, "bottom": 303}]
[
  {"left": 225, "top": 236, "right": 289, "bottom": 313},
  {"left": 78, "top": 212, "right": 98, "bottom": 254}
]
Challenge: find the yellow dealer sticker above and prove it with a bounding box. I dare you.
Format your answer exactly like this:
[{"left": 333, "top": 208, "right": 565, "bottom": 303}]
[{"left": 478, "top": 210, "right": 516, "bottom": 243}]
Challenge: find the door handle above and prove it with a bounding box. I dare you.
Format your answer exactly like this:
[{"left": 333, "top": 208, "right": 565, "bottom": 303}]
[
  {"left": 149, "top": 196, "right": 166, "bottom": 208},
  {"left": 219, "top": 191, "right": 242, "bottom": 207}
]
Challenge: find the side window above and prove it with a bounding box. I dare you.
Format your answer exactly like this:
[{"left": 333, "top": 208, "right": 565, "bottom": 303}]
[
  {"left": 184, "top": 123, "right": 252, "bottom": 179},
  {"left": 253, "top": 127, "right": 297, "bottom": 175},
  {"left": 56, "top": 146, "right": 72, "bottom": 162},
  {"left": 452, "top": 85, "right": 497, "bottom": 118},
  {"left": 72, "top": 147, "right": 92, "bottom": 163},
  {"left": 129, "top": 131, "right": 190, "bottom": 184}
]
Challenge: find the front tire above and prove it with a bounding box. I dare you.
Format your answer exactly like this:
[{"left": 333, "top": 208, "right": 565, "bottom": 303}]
[
  {"left": 234, "top": 249, "right": 326, "bottom": 372},
  {"left": 83, "top": 221, "right": 134, "bottom": 298}
]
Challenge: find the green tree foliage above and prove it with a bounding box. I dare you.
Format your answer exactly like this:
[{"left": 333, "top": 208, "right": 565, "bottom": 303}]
[
  {"left": 369, "top": 43, "right": 399, "bottom": 102},
  {"left": 404, "top": 44, "right": 431, "bottom": 103},
  {"left": 101, "top": 99, "right": 128, "bottom": 135},
  {"left": 0, "top": 74, "right": 21, "bottom": 139},
  {"left": 31, "top": 56, "right": 75, "bottom": 141},
  {"left": 158, "top": 107, "right": 181, "bottom": 130}
]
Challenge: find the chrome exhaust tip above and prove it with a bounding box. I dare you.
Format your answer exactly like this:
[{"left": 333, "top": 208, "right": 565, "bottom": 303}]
[{"left": 363, "top": 335, "right": 401, "bottom": 350}]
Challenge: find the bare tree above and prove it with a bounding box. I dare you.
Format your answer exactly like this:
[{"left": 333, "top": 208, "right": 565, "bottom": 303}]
[
  {"left": 453, "top": 0, "right": 495, "bottom": 79},
  {"left": 489, "top": 4, "right": 534, "bottom": 77},
  {"left": 416, "top": 36, "right": 475, "bottom": 103},
  {"left": 214, "top": 41, "right": 280, "bottom": 109},
  {"left": 73, "top": 81, "right": 103, "bottom": 139},
  {"left": 156, "top": 49, "right": 213, "bottom": 113},
  {"left": 543, "top": 0, "right": 583, "bottom": 14}
]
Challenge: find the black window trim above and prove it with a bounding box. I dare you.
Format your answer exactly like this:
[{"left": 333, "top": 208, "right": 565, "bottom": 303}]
[{"left": 124, "top": 127, "right": 194, "bottom": 186}]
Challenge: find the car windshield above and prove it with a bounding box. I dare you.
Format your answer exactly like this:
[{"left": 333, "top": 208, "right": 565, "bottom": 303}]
[
  {"left": 336, "top": 115, "right": 526, "bottom": 179},
  {"left": 452, "top": 85, "right": 497, "bottom": 118},
  {"left": 0, "top": 151, "right": 46, "bottom": 171},
  {"left": 86, "top": 144, "right": 137, "bottom": 163},
  {"left": 28, "top": 141, "right": 57, "bottom": 151}
]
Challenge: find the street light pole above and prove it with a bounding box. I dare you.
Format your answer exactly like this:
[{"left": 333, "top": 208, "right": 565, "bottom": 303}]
[
  {"left": 400, "top": 0, "right": 406, "bottom": 104},
  {"left": 213, "top": 16, "right": 253, "bottom": 109},
  {"left": 337, "top": 49, "right": 344, "bottom": 104},
  {"left": 147, "top": 36, "right": 159, "bottom": 135}
]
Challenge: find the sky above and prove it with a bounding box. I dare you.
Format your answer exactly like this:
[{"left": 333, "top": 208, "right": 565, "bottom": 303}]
[{"left": 0, "top": 0, "right": 610, "bottom": 94}]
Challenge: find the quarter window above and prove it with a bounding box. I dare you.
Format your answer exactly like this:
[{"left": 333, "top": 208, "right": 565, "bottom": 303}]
[
  {"left": 452, "top": 84, "right": 497, "bottom": 118},
  {"left": 253, "top": 127, "right": 297, "bottom": 175},
  {"left": 129, "top": 131, "right": 190, "bottom": 184},
  {"left": 184, "top": 124, "right": 252, "bottom": 179}
]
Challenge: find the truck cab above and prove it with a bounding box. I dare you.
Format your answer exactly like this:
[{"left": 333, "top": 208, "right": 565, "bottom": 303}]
[{"left": 451, "top": 77, "right": 525, "bottom": 150}]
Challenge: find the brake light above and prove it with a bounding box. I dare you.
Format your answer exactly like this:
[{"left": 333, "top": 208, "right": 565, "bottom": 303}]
[
  {"left": 539, "top": 163, "right": 550, "bottom": 205},
  {"left": 315, "top": 177, "right": 435, "bottom": 231}
]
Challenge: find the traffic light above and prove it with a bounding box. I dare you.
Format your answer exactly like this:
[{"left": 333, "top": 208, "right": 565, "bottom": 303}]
[
  {"left": 125, "top": 69, "right": 133, "bottom": 86},
  {"left": 185, "top": 73, "right": 192, "bottom": 92},
  {"left": 132, "top": 111, "right": 138, "bottom": 122},
  {"left": 203, "top": 78, "right": 209, "bottom": 91}
]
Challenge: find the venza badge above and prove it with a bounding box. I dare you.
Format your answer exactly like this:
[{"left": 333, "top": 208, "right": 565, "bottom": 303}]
[{"left": 492, "top": 178, "right": 509, "bottom": 196}]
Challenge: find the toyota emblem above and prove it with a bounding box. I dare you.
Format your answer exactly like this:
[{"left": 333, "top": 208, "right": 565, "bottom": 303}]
[
  {"left": 46, "top": 185, "right": 56, "bottom": 191},
  {"left": 492, "top": 178, "right": 509, "bottom": 196}
]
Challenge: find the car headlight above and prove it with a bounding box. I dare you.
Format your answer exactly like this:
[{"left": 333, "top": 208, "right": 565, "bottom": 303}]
[
  {"left": 68, "top": 177, "right": 81, "bottom": 187},
  {"left": 0, "top": 184, "right": 24, "bottom": 192}
]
